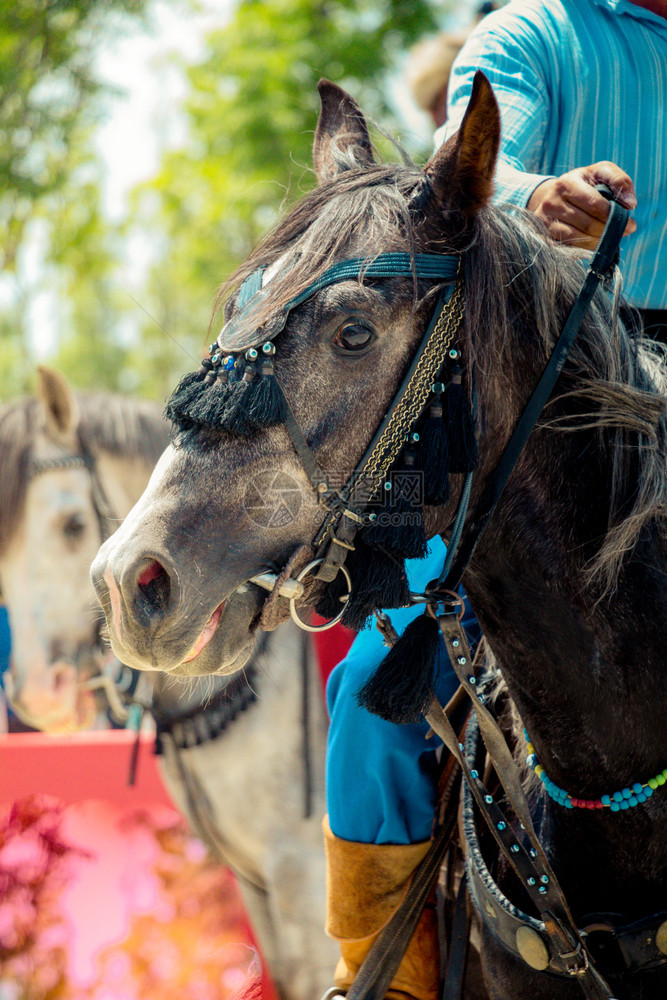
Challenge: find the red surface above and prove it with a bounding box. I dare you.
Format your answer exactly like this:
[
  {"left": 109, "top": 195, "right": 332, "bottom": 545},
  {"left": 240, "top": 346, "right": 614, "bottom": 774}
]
[
  {"left": 0, "top": 730, "right": 173, "bottom": 807},
  {"left": 313, "top": 622, "right": 355, "bottom": 689}
]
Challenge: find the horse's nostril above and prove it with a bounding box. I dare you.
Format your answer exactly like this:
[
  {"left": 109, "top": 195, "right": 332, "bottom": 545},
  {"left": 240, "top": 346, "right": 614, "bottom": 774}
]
[
  {"left": 136, "top": 559, "right": 171, "bottom": 620},
  {"left": 137, "top": 560, "right": 165, "bottom": 589}
]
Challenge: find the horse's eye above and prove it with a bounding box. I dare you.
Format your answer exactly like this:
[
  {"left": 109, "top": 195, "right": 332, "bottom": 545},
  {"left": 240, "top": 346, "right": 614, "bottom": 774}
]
[
  {"left": 63, "top": 513, "right": 86, "bottom": 540},
  {"left": 333, "top": 323, "right": 374, "bottom": 354}
]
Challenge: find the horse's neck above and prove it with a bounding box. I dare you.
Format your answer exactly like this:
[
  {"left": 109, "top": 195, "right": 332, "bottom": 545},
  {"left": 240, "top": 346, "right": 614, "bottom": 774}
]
[
  {"left": 457, "top": 432, "right": 667, "bottom": 909},
  {"left": 151, "top": 669, "right": 234, "bottom": 716},
  {"left": 463, "top": 430, "right": 667, "bottom": 787},
  {"left": 151, "top": 624, "right": 327, "bottom": 735}
]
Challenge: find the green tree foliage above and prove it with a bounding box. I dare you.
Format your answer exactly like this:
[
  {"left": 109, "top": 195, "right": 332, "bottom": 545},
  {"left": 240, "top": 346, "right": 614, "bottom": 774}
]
[
  {"left": 1, "top": 0, "right": 450, "bottom": 403},
  {"left": 0, "top": 0, "right": 147, "bottom": 271},
  {"left": 128, "top": 0, "right": 445, "bottom": 400},
  {"left": 0, "top": 0, "right": 150, "bottom": 400}
]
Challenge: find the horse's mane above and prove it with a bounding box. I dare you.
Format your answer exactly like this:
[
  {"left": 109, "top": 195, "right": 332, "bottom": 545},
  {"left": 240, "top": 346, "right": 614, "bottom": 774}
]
[
  {"left": 462, "top": 206, "right": 667, "bottom": 597},
  {"left": 214, "top": 154, "right": 667, "bottom": 599},
  {"left": 0, "top": 390, "right": 169, "bottom": 556}
]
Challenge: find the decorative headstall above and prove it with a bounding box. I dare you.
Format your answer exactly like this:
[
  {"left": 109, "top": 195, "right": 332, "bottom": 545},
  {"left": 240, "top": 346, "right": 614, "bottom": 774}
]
[{"left": 166, "top": 251, "right": 477, "bottom": 632}]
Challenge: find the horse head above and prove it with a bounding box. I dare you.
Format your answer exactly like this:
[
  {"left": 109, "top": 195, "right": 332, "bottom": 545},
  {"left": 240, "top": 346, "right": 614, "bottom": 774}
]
[
  {"left": 91, "top": 74, "right": 502, "bottom": 678},
  {"left": 0, "top": 366, "right": 168, "bottom": 731}
]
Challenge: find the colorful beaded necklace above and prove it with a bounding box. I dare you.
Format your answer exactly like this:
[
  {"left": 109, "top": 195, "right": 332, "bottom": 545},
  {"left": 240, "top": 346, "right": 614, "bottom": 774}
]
[{"left": 524, "top": 731, "right": 667, "bottom": 811}]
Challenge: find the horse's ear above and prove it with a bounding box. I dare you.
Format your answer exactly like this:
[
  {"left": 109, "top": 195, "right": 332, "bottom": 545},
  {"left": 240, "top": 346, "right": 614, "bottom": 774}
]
[
  {"left": 313, "top": 79, "right": 375, "bottom": 184},
  {"left": 37, "top": 366, "right": 80, "bottom": 447},
  {"left": 422, "top": 71, "right": 500, "bottom": 216}
]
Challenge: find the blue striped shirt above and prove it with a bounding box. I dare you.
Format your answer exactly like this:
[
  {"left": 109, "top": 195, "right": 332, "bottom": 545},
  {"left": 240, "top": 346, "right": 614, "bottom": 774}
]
[{"left": 436, "top": 0, "right": 667, "bottom": 308}]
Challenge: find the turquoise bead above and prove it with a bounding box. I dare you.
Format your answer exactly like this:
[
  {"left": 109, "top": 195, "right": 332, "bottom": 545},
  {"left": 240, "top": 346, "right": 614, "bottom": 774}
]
[{"left": 523, "top": 729, "right": 664, "bottom": 814}]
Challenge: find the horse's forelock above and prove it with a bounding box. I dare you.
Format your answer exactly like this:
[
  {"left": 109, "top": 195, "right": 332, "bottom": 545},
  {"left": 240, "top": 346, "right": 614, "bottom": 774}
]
[
  {"left": 76, "top": 393, "right": 169, "bottom": 466},
  {"left": 211, "top": 163, "right": 425, "bottom": 346}
]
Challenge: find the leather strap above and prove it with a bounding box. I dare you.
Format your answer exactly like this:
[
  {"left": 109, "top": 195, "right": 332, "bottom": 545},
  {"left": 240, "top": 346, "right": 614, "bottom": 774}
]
[
  {"left": 463, "top": 712, "right": 667, "bottom": 981},
  {"left": 441, "top": 874, "right": 471, "bottom": 1000},
  {"left": 426, "top": 614, "right": 617, "bottom": 1000},
  {"left": 437, "top": 192, "right": 628, "bottom": 594}
]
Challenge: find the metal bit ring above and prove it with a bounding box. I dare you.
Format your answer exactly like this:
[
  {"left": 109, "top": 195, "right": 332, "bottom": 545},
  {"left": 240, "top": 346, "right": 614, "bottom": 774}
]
[{"left": 289, "top": 559, "right": 352, "bottom": 633}]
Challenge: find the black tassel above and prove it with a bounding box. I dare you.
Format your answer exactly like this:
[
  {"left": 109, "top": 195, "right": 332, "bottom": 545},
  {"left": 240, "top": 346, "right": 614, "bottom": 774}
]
[
  {"left": 314, "top": 566, "right": 350, "bottom": 622},
  {"left": 343, "top": 542, "right": 411, "bottom": 630},
  {"left": 446, "top": 364, "right": 478, "bottom": 473},
  {"left": 362, "top": 478, "right": 428, "bottom": 560},
  {"left": 217, "top": 380, "right": 259, "bottom": 437},
  {"left": 246, "top": 371, "right": 286, "bottom": 426},
  {"left": 185, "top": 377, "right": 233, "bottom": 429},
  {"left": 164, "top": 368, "right": 209, "bottom": 428},
  {"left": 357, "top": 611, "right": 442, "bottom": 723},
  {"left": 315, "top": 540, "right": 411, "bottom": 631},
  {"left": 245, "top": 347, "right": 286, "bottom": 427},
  {"left": 418, "top": 387, "right": 451, "bottom": 504}
]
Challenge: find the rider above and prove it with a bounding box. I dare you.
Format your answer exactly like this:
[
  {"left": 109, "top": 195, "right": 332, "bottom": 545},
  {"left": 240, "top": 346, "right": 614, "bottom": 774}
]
[
  {"left": 324, "top": 2, "right": 666, "bottom": 997},
  {"left": 439, "top": 0, "right": 667, "bottom": 339},
  {"left": 0, "top": 604, "right": 10, "bottom": 732}
]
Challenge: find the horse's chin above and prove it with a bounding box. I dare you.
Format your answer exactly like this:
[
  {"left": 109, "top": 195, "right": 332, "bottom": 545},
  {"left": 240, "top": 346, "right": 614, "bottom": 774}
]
[
  {"left": 106, "top": 583, "right": 266, "bottom": 677},
  {"left": 167, "top": 637, "right": 258, "bottom": 678}
]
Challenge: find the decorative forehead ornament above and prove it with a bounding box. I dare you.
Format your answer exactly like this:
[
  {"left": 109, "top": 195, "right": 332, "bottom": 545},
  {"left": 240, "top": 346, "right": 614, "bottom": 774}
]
[{"left": 216, "top": 252, "right": 460, "bottom": 352}]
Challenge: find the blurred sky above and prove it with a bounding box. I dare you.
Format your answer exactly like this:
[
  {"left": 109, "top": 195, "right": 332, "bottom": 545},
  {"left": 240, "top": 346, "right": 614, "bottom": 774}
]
[{"left": 94, "top": 0, "right": 236, "bottom": 222}]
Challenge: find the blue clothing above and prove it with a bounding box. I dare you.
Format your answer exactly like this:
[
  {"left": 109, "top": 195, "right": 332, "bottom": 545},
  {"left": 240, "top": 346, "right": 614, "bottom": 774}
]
[
  {"left": 326, "top": 538, "right": 480, "bottom": 845},
  {"left": 0, "top": 606, "right": 10, "bottom": 683},
  {"left": 437, "top": 0, "right": 667, "bottom": 309}
]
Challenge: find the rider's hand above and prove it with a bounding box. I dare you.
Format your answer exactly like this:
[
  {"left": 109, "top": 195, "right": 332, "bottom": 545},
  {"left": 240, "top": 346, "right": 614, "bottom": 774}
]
[{"left": 527, "top": 161, "right": 637, "bottom": 250}]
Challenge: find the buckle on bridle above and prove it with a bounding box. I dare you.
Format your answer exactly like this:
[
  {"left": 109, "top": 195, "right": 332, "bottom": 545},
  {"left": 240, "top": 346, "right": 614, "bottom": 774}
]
[{"left": 560, "top": 940, "right": 589, "bottom": 976}]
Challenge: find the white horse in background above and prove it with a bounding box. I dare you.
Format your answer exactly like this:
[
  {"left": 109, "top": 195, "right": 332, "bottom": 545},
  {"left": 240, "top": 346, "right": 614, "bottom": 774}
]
[{"left": 0, "top": 366, "right": 339, "bottom": 1000}]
